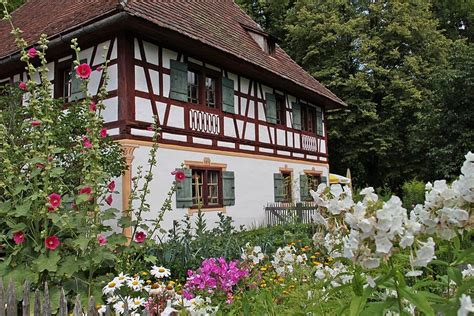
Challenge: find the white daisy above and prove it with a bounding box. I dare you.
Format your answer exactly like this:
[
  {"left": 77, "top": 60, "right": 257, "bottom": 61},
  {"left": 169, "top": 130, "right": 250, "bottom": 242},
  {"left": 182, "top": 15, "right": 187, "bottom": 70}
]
[
  {"left": 130, "top": 297, "right": 145, "bottom": 310},
  {"left": 151, "top": 266, "right": 171, "bottom": 278},
  {"left": 103, "top": 280, "right": 122, "bottom": 295},
  {"left": 115, "top": 273, "right": 130, "bottom": 284},
  {"left": 127, "top": 277, "right": 144, "bottom": 291}
]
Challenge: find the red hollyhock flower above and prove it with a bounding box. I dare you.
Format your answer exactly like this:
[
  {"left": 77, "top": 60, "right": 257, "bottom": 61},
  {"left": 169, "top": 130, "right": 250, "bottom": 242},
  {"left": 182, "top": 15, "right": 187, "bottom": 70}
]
[
  {"left": 19, "top": 82, "right": 27, "bottom": 91},
  {"left": 89, "top": 101, "right": 97, "bottom": 112},
  {"left": 97, "top": 234, "right": 107, "bottom": 246},
  {"left": 13, "top": 231, "right": 25, "bottom": 245},
  {"left": 100, "top": 128, "right": 107, "bottom": 138},
  {"left": 27, "top": 47, "right": 38, "bottom": 58},
  {"left": 79, "top": 187, "right": 92, "bottom": 195},
  {"left": 171, "top": 170, "right": 186, "bottom": 182},
  {"left": 108, "top": 181, "right": 116, "bottom": 192},
  {"left": 48, "top": 193, "right": 61, "bottom": 209},
  {"left": 105, "top": 194, "right": 113, "bottom": 206},
  {"left": 82, "top": 136, "right": 92, "bottom": 149},
  {"left": 31, "top": 120, "right": 41, "bottom": 127},
  {"left": 45, "top": 236, "right": 60, "bottom": 250},
  {"left": 36, "top": 163, "right": 45, "bottom": 169},
  {"left": 147, "top": 126, "right": 154, "bottom": 131},
  {"left": 96, "top": 65, "right": 103, "bottom": 72},
  {"left": 135, "top": 231, "right": 146, "bottom": 243},
  {"left": 76, "top": 63, "right": 92, "bottom": 79}
]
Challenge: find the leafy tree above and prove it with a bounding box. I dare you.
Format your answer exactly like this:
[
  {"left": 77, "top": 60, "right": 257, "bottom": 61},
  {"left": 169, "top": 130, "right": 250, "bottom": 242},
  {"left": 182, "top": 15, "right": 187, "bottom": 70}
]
[
  {"left": 285, "top": 0, "right": 451, "bottom": 190},
  {"left": 416, "top": 40, "right": 474, "bottom": 180},
  {"left": 0, "top": 0, "right": 24, "bottom": 17}
]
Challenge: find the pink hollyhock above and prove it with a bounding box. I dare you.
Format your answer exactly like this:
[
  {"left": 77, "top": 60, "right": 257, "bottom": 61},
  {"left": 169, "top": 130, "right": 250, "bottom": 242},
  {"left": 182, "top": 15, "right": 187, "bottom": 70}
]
[
  {"left": 97, "top": 234, "right": 107, "bottom": 246},
  {"left": 96, "top": 65, "right": 103, "bottom": 71},
  {"left": 100, "top": 128, "right": 107, "bottom": 138},
  {"left": 105, "top": 194, "right": 113, "bottom": 206},
  {"left": 89, "top": 101, "right": 97, "bottom": 112},
  {"left": 135, "top": 231, "right": 146, "bottom": 243},
  {"left": 108, "top": 181, "right": 116, "bottom": 192},
  {"left": 171, "top": 170, "right": 186, "bottom": 182},
  {"left": 13, "top": 231, "right": 25, "bottom": 245},
  {"left": 82, "top": 136, "right": 92, "bottom": 149},
  {"left": 31, "top": 120, "right": 41, "bottom": 127},
  {"left": 48, "top": 193, "right": 61, "bottom": 209},
  {"left": 76, "top": 63, "right": 92, "bottom": 79},
  {"left": 19, "top": 82, "right": 27, "bottom": 91},
  {"left": 47, "top": 206, "right": 56, "bottom": 213},
  {"left": 36, "top": 163, "right": 45, "bottom": 169},
  {"left": 45, "top": 236, "right": 60, "bottom": 250},
  {"left": 147, "top": 126, "right": 154, "bottom": 131},
  {"left": 27, "top": 47, "right": 38, "bottom": 58}
]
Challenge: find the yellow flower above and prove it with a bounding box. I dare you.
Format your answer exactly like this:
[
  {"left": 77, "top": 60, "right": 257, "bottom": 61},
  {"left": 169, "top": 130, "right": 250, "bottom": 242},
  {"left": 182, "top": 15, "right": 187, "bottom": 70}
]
[
  {"left": 310, "top": 255, "right": 316, "bottom": 259},
  {"left": 141, "top": 271, "right": 148, "bottom": 276},
  {"left": 282, "top": 291, "right": 288, "bottom": 295},
  {"left": 260, "top": 267, "right": 267, "bottom": 272}
]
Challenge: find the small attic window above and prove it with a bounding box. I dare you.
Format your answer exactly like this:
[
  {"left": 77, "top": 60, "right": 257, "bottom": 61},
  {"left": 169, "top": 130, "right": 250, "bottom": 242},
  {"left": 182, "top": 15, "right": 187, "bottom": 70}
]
[{"left": 244, "top": 26, "right": 276, "bottom": 55}]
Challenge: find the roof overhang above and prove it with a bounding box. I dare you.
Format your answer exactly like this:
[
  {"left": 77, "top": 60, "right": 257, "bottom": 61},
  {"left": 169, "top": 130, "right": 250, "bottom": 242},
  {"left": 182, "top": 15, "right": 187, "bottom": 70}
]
[{"left": 0, "top": 10, "right": 346, "bottom": 110}]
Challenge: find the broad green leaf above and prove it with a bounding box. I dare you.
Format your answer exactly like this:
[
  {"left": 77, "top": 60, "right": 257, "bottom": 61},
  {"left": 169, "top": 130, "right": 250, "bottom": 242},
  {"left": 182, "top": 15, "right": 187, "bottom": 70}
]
[
  {"left": 350, "top": 294, "right": 367, "bottom": 316},
  {"left": 73, "top": 235, "right": 90, "bottom": 252},
  {"left": 33, "top": 251, "right": 60, "bottom": 273},
  {"left": 447, "top": 266, "right": 462, "bottom": 285},
  {"left": 57, "top": 256, "right": 79, "bottom": 277},
  {"left": 360, "top": 299, "right": 397, "bottom": 316},
  {"left": 399, "top": 286, "right": 435, "bottom": 316}
]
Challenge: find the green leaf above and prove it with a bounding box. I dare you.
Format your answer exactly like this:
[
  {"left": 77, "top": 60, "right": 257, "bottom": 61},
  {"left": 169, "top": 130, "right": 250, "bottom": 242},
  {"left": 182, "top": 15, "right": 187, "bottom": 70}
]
[
  {"left": 12, "top": 184, "right": 26, "bottom": 195},
  {"left": 73, "top": 235, "right": 90, "bottom": 252},
  {"left": 101, "top": 208, "right": 118, "bottom": 220},
  {"left": 34, "top": 251, "right": 60, "bottom": 273},
  {"left": 57, "top": 256, "right": 79, "bottom": 277},
  {"left": 399, "top": 286, "right": 435, "bottom": 316},
  {"left": 13, "top": 200, "right": 32, "bottom": 217},
  {"left": 350, "top": 294, "right": 367, "bottom": 316},
  {"left": 144, "top": 255, "right": 158, "bottom": 264},
  {"left": 447, "top": 266, "right": 462, "bottom": 285},
  {"left": 360, "top": 299, "right": 397, "bottom": 316}
]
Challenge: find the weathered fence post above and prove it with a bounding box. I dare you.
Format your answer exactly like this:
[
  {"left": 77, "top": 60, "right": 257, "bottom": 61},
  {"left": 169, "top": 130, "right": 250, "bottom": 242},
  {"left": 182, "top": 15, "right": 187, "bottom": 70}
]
[
  {"left": 88, "top": 296, "right": 98, "bottom": 316},
  {"left": 0, "top": 280, "right": 4, "bottom": 316},
  {"left": 73, "top": 295, "right": 82, "bottom": 316},
  {"left": 296, "top": 202, "right": 303, "bottom": 223},
  {"left": 6, "top": 280, "right": 16, "bottom": 316},
  {"left": 22, "top": 281, "right": 29, "bottom": 316},
  {"left": 43, "top": 282, "right": 51, "bottom": 316},
  {"left": 33, "top": 290, "right": 41, "bottom": 316},
  {"left": 58, "top": 288, "right": 68, "bottom": 316}
]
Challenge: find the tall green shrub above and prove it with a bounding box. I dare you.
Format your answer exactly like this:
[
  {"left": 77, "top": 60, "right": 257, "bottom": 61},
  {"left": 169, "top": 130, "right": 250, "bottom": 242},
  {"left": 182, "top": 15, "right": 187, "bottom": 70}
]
[{"left": 402, "top": 179, "right": 425, "bottom": 208}]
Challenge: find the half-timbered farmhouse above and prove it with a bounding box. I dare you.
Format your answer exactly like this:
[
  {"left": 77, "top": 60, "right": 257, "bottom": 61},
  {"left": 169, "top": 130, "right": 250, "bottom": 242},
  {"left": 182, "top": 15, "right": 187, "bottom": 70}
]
[{"left": 0, "top": 0, "right": 346, "bottom": 228}]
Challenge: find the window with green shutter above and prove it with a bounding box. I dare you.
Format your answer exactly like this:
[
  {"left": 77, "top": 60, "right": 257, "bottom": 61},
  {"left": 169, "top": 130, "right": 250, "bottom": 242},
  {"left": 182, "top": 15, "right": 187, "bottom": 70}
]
[
  {"left": 299, "top": 174, "right": 309, "bottom": 201},
  {"left": 316, "top": 108, "right": 324, "bottom": 136},
  {"left": 292, "top": 102, "right": 302, "bottom": 130},
  {"left": 274, "top": 172, "right": 292, "bottom": 202},
  {"left": 222, "top": 171, "right": 235, "bottom": 206},
  {"left": 170, "top": 60, "right": 188, "bottom": 102},
  {"left": 175, "top": 168, "right": 193, "bottom": 208},
  {"left": 266, "top": 93, "right": 277, "bottom": 124},
  {"left": 178, "top": 166, "right": 235, "bottom": 209},
  {"left": 221, "top": 77, "right": 235, "bottom": 113}
]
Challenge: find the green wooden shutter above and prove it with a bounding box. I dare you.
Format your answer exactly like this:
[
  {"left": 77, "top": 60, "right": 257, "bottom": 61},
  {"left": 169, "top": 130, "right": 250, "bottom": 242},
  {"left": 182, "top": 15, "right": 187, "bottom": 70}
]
[
  {"left": 316, "top": 108, "right": 323, "bottom": 136},
  {"left": 266, "top": 93, "right": 277, "bottom": 124},
  {"left": 300, "top": 174, "right": 309, "bottom": 201},
  {"left": 176, "top": 168, "right": 193, "bottom": 208},
  {"left": 222, "top": 171, "right": 235, "bottom": 206},
  {"left": 222, "top": 77, "right": 235, "bottom": 113},
  {"left": 70, "top": 59, "right": 87, "bottom": 101},
  {"left": 170, "top": 60, "right": 188, "bottom": 102},
  {"left": 321, "top": 176, "right": 328, "bottom": 185},
  {"left": 274, "top": 173, "right": 285, "bottom": 202},
  {"left": 292, "top": 102, "right": 302, "bottom": 130}
]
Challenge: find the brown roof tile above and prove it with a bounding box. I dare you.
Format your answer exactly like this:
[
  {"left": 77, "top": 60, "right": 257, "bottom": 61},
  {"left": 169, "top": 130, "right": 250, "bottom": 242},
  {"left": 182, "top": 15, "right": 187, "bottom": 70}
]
[{"left": 0, "top": 0, "right": 345, "bottom": 106}]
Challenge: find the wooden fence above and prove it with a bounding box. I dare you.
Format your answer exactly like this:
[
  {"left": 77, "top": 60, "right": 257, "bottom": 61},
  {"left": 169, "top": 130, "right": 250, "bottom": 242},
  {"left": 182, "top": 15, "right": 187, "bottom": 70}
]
[
  {"left": 264, "top": 202, "right": 318, "bottom": 226},
  {"left": 0, "top": 280, "right": 145, "bottom": 316}
]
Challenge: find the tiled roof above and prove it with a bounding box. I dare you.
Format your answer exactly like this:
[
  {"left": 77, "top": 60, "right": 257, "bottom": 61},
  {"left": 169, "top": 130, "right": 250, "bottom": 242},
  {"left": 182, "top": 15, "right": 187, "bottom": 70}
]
[
  {"left": 0, "top": 0, "right": 119, "bottom": 59},
  {"left": 0, "top": 0, "right": 345, "bottom": 107}
]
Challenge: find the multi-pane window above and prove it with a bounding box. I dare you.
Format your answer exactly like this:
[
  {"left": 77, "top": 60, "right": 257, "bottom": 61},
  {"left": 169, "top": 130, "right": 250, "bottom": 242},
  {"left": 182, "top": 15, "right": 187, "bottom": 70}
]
[
  {"left": 205, "top": 76, "right": 216, "bottom": 108},
  {"left": 301, "top": 105, "right": 322, "bottom": 136},
  {"left": 275, "top": 95, "right": 286, "bottom": 125},
  {"left": 307, "top": 174, "right": 321, "bottom": 191},
  {"left": 191, "top": 168, "right": 222, "bottom": 208},
  {"left": 282, "top": 172, "right": 292, "bottom": 202},
  {"left": 187, "top": 70, "right": 200, "bottom": 104},
  {"left": 62, "top": 68, "right": 72, "bottom": 99}
]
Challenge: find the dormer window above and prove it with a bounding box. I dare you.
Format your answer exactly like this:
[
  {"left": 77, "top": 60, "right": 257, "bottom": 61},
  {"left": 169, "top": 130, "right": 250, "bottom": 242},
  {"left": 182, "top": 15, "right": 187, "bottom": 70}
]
[{"left": 243, "top": 25, "right": 276, "bottom": 55}]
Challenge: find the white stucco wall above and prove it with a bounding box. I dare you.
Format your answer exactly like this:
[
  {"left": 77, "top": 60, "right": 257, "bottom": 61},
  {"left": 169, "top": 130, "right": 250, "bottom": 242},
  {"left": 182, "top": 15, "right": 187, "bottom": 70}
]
[{"left": 123, "top": 144, "right": 329, "bottom": 233}]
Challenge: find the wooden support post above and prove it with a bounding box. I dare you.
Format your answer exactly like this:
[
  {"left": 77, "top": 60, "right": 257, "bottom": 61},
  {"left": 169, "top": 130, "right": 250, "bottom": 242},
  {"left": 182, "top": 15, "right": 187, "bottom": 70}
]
[{"left": 119, "top": 140, "right": 139, "bottom": 244}]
